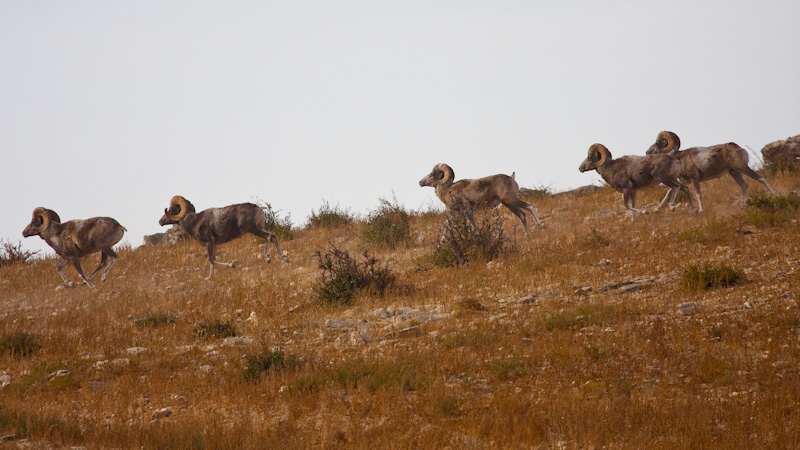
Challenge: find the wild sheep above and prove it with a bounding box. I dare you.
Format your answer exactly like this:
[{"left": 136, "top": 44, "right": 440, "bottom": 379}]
[
  {"left": 22, "top": 207, "right": 126, "bottom": 288},
  {"left": 419, "top": 163, "right": 544, "bottom": 234},
  {"left": 158, "top": 196, "right": 290, "bottom": 278},
  {"left": 579, "top": 143, "right": 696, "bottom": 221},
  {"left": 646, "top": 131, "right": 775, "bottom": 212}
]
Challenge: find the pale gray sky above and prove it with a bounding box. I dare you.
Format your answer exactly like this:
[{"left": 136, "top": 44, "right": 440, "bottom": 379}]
[{"left": 2, "top": 1, "right": 799, "bottom": 255}]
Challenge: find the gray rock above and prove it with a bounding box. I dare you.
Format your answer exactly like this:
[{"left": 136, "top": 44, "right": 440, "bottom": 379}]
[
  {"left": 143, "top": 225, "right": 187, "bottom": 246},
  {"left": 48, "top": 369, "right": 70, "bottom": 381},
  {"left": 126, "top": 347, "right": 149, "bottom": 356},
  {"left": 151, "top": 407, "right": 172, "bottom": 421},
  {"left": 761, "top": 134, "right": 800, "bottom": 165},
  {"left": 678, "top": 302, "right": 696, "bottom": 315},
  {"left": 325, "top": 319, "right": 354, "bottom": 329}
]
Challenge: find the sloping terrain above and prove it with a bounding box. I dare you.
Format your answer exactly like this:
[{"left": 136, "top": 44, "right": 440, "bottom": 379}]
[{"left": 1, "top": 171, "right": 799, "bottom": 449}]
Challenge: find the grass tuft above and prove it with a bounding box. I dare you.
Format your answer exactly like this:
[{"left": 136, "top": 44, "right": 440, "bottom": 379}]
[
  {"left": 361, "top": 196, "right": 412, "bottom": 250},
  {"left": 306, "top": 200, "right": 355, "bottom": 229},
  {"left": 194, "top": 319, "right": 236, "bottom": 340},
  {"left": 680, "top": 263, "right": 747, "bottom": 291},
  {"left": 739, "top": 192, "right": 800, "bottom": 227},
  {"left": 134, "top": 313, "right": 177, "bottom": 328},
  {"left": 242, "top": 346, "right": 297, "bottom": 383},
  {"left": 0, "top": 331, "right": 42, "bottom": 358}
]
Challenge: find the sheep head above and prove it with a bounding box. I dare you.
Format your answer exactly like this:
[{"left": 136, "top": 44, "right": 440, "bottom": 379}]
[
  {"left": 419, "top": 163, "right": 455, "bottom": 187},
  {"left": 159, "top": 196, "right": 197, "bottom": 226},
  {"left": 646, "top": 131, "right": 681, "bottom": 155},
  {"left": 22, "top": 207, "right": 61, "bottom": 237},
  {"left": 579, "top": 144, "right": 610, "bottom": 173}
]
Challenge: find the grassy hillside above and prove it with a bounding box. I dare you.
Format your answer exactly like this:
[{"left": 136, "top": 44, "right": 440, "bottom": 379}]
[{"left": 2, "top": 171, "right": 800, "bottom": 449}]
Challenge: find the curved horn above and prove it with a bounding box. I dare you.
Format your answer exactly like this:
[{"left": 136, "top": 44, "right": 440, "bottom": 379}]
[
  {"left": 31, "top": 207, "right": 52, "bottom": 232},
  {"left": 589, "top": 143, "right": 609, "bottom": 167},
  {"left": 662, "top": 131, "right": 680, "bottom": 152},
  {"left": 437, "top": 164, "right": 455, "bottom": 184},
  {"left": 165, "top": 195, "right": 190, "bottom": 222}
]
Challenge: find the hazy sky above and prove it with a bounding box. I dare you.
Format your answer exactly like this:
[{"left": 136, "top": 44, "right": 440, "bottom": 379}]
[{"left": 2, "top": 1, "right": 799, "bottom": 255}]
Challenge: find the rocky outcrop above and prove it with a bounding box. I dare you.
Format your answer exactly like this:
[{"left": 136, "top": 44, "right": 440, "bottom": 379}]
[
  {"left": 143, "top": 225, "right": 187, "bottom": 246},
  {"left": 761, "top": 135, "right": 800, "bottom": 166}
]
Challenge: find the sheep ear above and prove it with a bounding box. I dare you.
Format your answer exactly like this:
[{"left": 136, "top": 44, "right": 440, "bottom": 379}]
[{"left": 435, "top": 171, "right": 444, "bottom": 181}]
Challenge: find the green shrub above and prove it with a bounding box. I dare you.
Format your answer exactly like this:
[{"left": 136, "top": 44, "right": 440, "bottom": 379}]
[
  {"left": 242, "top": 346, "right": 297, "bottom": 383},
  {"left": 433, "top": 207, "right": 512, "bottom": 267},
  {"left": 576, "top": 228, "right": 611, "bottom": 250},
  {"left": 313, "top": 244, "right": 396, "bottom": 306},
  {"left": 541, "top": 304, "right": 622, "bottom": 331},
  {"left": 680, "top": 263, "right": 747, "bottom": 291},
  {"left": 361, "top": 197, "right": 412, "bottom": 250},
  {"left": 194, "top": 319, "right": 236, "bottom": 340},
  {"left": 332, "top": 357, "right": 428, "bottom": 391},
  {"left": 306, "top": 200, "right": 354, "bottom": 229},
  {"left": 134, "top": 313, "right": 177, "bottom": 328},
  {"left": 0, "top": 331, "right": 42, "bottom": 358},
  {"left": 434, "top": 395, "right": 462, "bottom": 417},
  {"left": 491, "top": 356, "right": 529, "bottom": 381},
  {"left": 739, "top": 192, "right": 800, "bottom": 227}
]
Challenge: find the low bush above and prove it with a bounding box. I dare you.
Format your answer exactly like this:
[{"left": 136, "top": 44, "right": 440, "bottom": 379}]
[
  {"left": 739, "top": 192, "right": 800, "bottom": 227},
  {"left": 242, "top": 346, "right": 297, "bottom": 383},
  {"left": 0, "top": 331, "right": 42, "bottom": 358},
  {"left": 313, "top": 244, "right": 396, "bottom": 305},
  {"left": 361, "top": 197, "right": 412, "bottom": 250},
  {"left": 194, "top": 320, "right": 236, "bottom": 340},
  {"left": 134, "top": 313, "right": 177, "bottom": 328},
  {"left": 680, "top": 263, "right": 747, "bottom": 291},
  {"left": 432, "top": 208, "right": 512, "bottom": 267},
  {"left": 253, "top": 197, "right": 295, "bottom": 240},
  {"left": 306, "top": 200, "right": 354, "bottom": 229},
  {"left": 0, "top": 239, "right": 39, "bottom": 267}
]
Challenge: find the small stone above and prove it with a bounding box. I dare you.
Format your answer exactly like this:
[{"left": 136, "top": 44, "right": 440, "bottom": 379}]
[
  {"left": 743, "top": 301, "right": 753, "bottom": 310},
  {"left": 0, "top": 372, "right": 11, "bottom": 388},
  {"left": 615, "top": 283, "right": 643, "bottom": 294},
  {"left": 678, "top": 302, "right": 696, "bottom": 315},
  {"left": 325, "top": 319, "right": 354, "bottom": 329},
  {"left": 199, "top": 365, "right": 212, "bottom": 373},
  {"left": 48, "top": 369, "right": 70, "bottom": 380},
  {"left": 126, "top": 347, "right": 149, "bottom": 356},
  {"left": 151, "top": 407, "right": 172, "bottom": 421}
]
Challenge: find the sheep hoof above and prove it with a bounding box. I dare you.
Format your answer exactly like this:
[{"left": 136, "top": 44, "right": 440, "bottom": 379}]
[{"left": 229, "top": 260, "right": 238, "bottom": 269}]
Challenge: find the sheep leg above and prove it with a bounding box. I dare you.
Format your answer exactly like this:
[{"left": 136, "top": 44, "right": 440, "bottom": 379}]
[
  {"left": 87, "top": 253, "right": 109, "bottom": 281},
  {"left": 510, "top": 199, "right": 544, "bottom": 231},
  {"left": 56, "top": 259, "right": 76, "bottom": 288},
  {"left": 69, "top": 257, "right": 96, "bottom": 289},
  {"left": 252, "top": 228, "right": 291, "bottom": 264},
  {"left": 206, "top": 242, "right": 236, "bottom": 279},
  {"left": 506, "top": 205, "right": 529, "bottom": 235},
  {"left": 100, "top": 249, "right": 119, "bottom": 282},
  {"left": 739, "top": 167, "right": 775, "bottom": 195},
  {"left": 682, "top": 182, "right": 698, "bottom": 212},
  {"left": 654, "top": 188, "right": 674, "bottom": 213},
  {"left": 623, "top": 190, "right": 648, "bottom": 222}
]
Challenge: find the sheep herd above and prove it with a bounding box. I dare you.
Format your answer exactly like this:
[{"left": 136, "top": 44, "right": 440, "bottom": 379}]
[{"left": 22, "top": 130, "right": 773, "bottom": 289}]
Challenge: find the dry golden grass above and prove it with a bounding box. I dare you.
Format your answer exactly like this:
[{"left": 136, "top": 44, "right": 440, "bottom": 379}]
[{"left": 2, "top": 173, "right": 800, "bottom": 449}]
